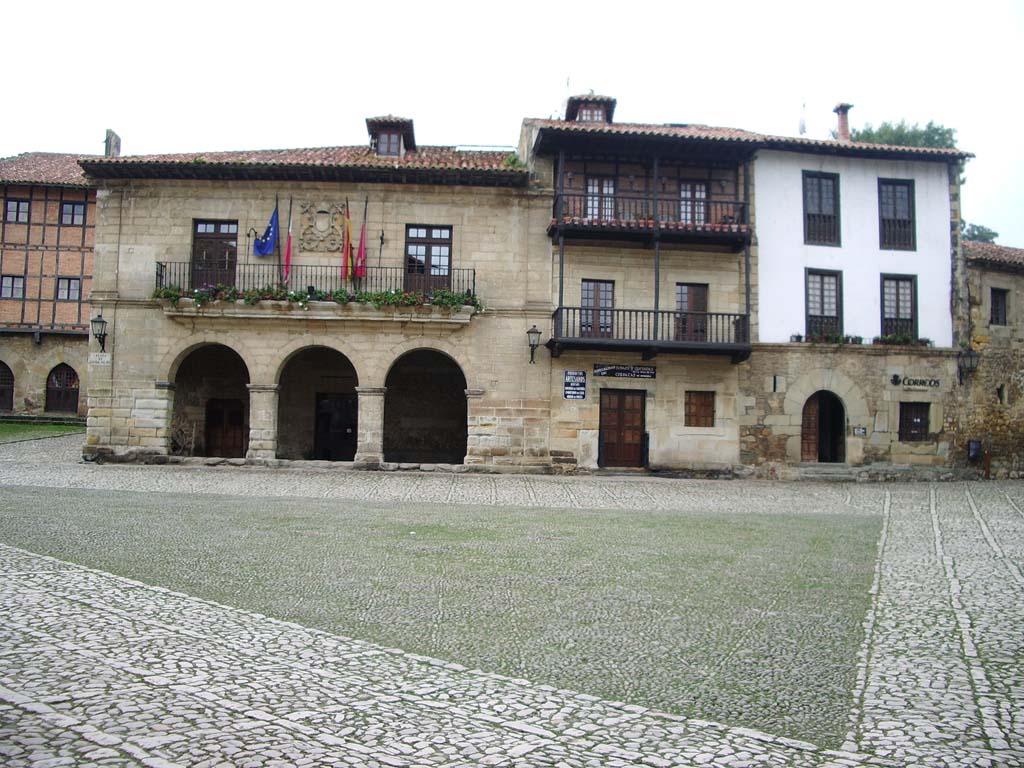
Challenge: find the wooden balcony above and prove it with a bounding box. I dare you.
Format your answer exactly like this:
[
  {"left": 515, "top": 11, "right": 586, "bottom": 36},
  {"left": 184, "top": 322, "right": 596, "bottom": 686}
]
[
  {"left": 548, "top": 307, "right": 751, "bottom": 362},
  {"left": 549, "top": 193, "right": 749, "bottom": 248},
  {"left": 156, "top": 262, "right": 477, "bottom": 297}
]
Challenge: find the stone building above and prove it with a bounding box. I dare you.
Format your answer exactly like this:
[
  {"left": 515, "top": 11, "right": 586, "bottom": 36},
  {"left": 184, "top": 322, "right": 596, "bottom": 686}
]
[
  {"left": 79, "top": 100, "right": 986, "bottom": 475},
  {"left": 0, "top": 145, "right": 108, "bottom": 416},
  {"left": 959, "top": 241, "right": 1024, "bottom": 476},
  {"left": 81, "top": 117, "right": 553, "bottom": 465}
]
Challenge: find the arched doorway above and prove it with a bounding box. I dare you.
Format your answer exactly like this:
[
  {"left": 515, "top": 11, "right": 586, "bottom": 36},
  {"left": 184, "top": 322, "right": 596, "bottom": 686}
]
[
  {"left": 801, "top": 390, "right": 846, "bottom": 463},
  {"left": 384, "top": 349, "right": 467, "bottom": 464},
  {"left": 277, "top": 347, "right": 359, "bottom": 460},
  {"left": 172, "top": 345, "right": 250, "bottom": 458},
  {"left": 45, "top": 364, "right": 79, "bottom": 413},
  {"left": 0, "top": 361, "right": 13, "bottom": 411}
]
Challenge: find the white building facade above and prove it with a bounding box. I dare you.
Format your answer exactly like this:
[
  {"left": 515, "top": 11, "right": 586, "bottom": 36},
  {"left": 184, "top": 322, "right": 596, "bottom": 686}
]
[{"left": 755, "top": 149, "right": 955, "bottom": 346}]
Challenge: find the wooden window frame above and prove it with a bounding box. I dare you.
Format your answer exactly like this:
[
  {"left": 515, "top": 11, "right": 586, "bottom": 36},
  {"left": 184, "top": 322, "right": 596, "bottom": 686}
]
[
  {"left": 878, "top": 178, "right": 916, "bottom": 250},
  {"left": 404, "top": 225, "right": 452, "bottom": 275},
  {"left": 805, "top": 268, "right": 843, "bottom": 338},
  {"left": 377, "top": 131, "right": 401, "bottom": 156},
  {"left": 898, "top": 402, "right": 930, "bottom": 442},
  {"left": 675, "top": 282, "right": 709, "bottom": 341},
  {"left": 1, "top": 275, "right": 25, "bottom": 299},
  {"left": 581, "top": 278, "right": 614, "bottom": 338},
  {"left": 4, "top": 198, "right": 30, "bottom": 223},
  {"left": 802, "top": 171, "right": 840, "bottom": 246},
  {"left": 60, "top": 201, "right": 86, "bottom": 226},
  {"left": 56, "top": 277, "right": 81, "bottom": 302},
  {"left": 585, "top": 176, "right": 616, "bottom": 220},
  {"left": 990, "top": 287, "right": 1009, "bottom": 327},
  {"left": 578, "top": 104, "right": 605, "bottom": 122},
  {"left": 880, "top": 273, "right": 918, "bottom": 339},
  {"left": 679, "top": 181, "right": 709, "bottom": 226},
  {"left": 685, "top": 390, "right": 716, "bottom": 428}
]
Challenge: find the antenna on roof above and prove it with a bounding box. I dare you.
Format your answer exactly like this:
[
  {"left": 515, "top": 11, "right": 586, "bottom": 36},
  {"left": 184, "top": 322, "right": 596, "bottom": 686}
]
[{"left": 798, "top": 102, "right": 807, "bottom": 136}]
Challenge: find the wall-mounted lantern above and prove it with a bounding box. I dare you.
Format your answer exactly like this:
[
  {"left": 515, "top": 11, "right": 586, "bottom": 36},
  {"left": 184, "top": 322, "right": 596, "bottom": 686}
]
[
  {"left": 90, "top": 313, "right": 108, "bottom": 353},
  {"left": 957, "top": 347, "right": 980, "bottom": 385},
  {"left": 527, "top": 325, "right": 542, "bottom": 364}
]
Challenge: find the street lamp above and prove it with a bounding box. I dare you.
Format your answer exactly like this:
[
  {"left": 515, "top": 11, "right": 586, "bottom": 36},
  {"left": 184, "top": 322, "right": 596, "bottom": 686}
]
[
  {"left": 90, "top": 313, "right": 108, "bottom": 353},
  {"left": 526, "top": 325, "right": 542, "bottom": 364},
  {"left": 957, "top": 347, "right": 980, "bottom": 385}
]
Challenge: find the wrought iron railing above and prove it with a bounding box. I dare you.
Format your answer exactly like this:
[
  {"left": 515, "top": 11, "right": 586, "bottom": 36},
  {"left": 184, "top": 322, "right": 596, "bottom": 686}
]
[
  {"left": 880, "top": 218, "right": 914, "bottom": 250},
  {"left": 554, "top": 193, "right": 747, "bottom": 229},
  {"left": 805, "top": 213, "right": 839, "bottom": 245},
  {"left": 155, "top": 262, "right": 476, "bottom": 297},
  {"left": 881, "top": 317, "right": 916, "bottom": 338},
  {"left": 806, "top": 314, "right": 841, "bottom": 340},
  {"left": 553, "top": 307, "right": 749, "bottom": 345}
]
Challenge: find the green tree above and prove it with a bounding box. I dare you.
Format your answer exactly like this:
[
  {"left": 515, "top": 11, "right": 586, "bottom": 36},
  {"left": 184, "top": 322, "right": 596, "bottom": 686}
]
[
  {"left": 961, "top": 222, "right": 999, "bottom": 243},
  {"left": 850, "top": 120, "right": 958, "bottom": 149}
]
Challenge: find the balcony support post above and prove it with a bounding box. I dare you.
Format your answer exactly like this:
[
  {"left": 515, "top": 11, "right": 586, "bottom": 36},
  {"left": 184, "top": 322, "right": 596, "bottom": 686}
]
[
  {"left": 743, "top": 159, "right": 752, "bottom": 328},
  {"left": 652, "top": 156, "right": 661, "bottom": 335},
  {"left": 557, "top": 150, "right": 566, "bottom": 309}
]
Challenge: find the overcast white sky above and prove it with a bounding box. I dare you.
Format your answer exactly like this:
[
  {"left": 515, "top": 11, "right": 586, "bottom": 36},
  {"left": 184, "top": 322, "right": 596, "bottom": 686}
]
[{"left": 5, "top": 0, "right": 1022, "bottom": 245}]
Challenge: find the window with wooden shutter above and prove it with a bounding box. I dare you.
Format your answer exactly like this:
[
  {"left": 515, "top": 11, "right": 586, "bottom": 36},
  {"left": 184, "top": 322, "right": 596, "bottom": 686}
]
[
  {"left": 898, "top": 402, "right": 930, "bottom": 442},
  {"left": 685, "top": 391, "right": 715, "bottom": 427}
]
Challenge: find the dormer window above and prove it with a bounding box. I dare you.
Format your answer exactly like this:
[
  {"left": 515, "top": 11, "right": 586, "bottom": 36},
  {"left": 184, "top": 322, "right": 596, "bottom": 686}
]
[
  {"left": 366, "top": 116, "right": 416, "bottom": 157},
  {"left": 578, "top": 105, "right": 605, "bottom": 122},
  {"left": 565, "top": 94, "right": 617, "bottom": 124},
  {"left": 378, "top": 131, "right": 401, "bottom": 156}
]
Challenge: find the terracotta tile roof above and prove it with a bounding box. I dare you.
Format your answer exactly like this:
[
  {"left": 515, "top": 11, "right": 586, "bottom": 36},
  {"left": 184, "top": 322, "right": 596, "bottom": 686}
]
[
  {"left": 79, "top": 145, "right": 526, "bottom": 185},
  {"left": 964, "top": 241, "right": 1024, "bottom": 269},
  {"left": 529, "top": 119, "right": 972, "bottom": 160},
  {"left": 0, "top": 152, "right": 95, "bottom": 186}
]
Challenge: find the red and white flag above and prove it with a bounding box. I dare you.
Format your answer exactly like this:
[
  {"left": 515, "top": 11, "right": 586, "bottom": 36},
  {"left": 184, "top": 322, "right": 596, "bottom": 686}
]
[{"left": 283, "top": 198, "right": 294, "bottom": 283}]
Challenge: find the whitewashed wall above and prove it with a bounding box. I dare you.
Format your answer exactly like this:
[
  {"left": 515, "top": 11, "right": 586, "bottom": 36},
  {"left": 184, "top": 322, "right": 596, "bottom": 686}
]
[{"left": 754, "top": 150, "right": 953, "bottom": 345}]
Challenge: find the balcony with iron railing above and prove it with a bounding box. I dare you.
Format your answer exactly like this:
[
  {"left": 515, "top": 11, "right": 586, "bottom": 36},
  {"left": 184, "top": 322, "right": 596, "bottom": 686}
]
[
  {"left": 549, "top": 192, "right": 749, "bottom": 246},
  {"left": 156, "top": 261, "right": 476, "bottom": 297},
  {"left": 153, "top": 261, "right": 478, "bottom": 326},
  {"left": 548, "top": 306, "right": 751, "bottom": 362}
]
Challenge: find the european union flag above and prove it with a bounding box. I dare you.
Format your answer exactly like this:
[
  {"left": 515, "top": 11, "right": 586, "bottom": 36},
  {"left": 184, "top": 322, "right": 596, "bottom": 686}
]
[{"left": 253, "top": 206, "right": 279, "bottom": 256}]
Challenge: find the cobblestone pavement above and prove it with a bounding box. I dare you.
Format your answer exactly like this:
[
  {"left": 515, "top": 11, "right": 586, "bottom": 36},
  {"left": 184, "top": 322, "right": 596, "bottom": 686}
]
[{"left": 1, "top": 435, "right": 1022, "bottom": 767}]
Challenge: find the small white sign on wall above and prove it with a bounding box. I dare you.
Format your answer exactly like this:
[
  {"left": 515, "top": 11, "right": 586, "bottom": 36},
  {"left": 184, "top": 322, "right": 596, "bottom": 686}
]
[{"left": 89, "top": 353, "right": 111, "bottom": 366}]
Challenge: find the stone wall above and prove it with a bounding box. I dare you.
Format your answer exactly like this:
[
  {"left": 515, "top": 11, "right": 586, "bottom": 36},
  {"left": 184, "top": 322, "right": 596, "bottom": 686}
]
[
  {"left": 0, "top": 333, "right": 88, "bottom": 416},
  {"left": 738, "top": 343, "right": 960, "bottom": 476}
]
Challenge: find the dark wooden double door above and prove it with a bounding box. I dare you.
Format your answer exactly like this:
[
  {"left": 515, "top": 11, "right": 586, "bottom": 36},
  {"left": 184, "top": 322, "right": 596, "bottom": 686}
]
[
  {"left": 206, "top": 398, "right": 246, "bottom": 458},
  {"left": 314, "top": 393, "right": 357, "bottom": 461},
  {"left": 599, "top": 389, "right": 645, "bottom": 467}
]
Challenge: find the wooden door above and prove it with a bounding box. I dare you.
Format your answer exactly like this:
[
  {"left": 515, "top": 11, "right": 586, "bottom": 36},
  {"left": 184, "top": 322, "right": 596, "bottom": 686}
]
[
  {"left": 581, "top": 279, "right": 614, "bottom": 338},
  {"left": 675, "top": 283, "right": 708, "bottom": 341},
  {"left": 45, "top": 364, "right": 79, "bottom": 413},
  {"left": 313, "top": 393, "right": 357, "bottom": 461},
  {"left": 801, "top": 393, "right": 819, "bottom": 462},
  {"left": 191, "top": 221, "right": 238, "bottom": 288},
  {"left": 600, "top": 389, "right": 645, "bottom": 468},
  {"left": 205, "top": 398, "right": 246, "bottom": 458}
]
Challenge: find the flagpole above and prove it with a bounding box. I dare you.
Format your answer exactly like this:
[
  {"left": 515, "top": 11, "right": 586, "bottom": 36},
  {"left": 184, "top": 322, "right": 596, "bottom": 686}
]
[
  {"left": 358, "top": 195, "right": 369, "bottom": 290},
  {"left": 274, "top": 194, "right": 282, "bottom": 287},
  {"left": 285, "top": 196, "right": 294, "bottom": 288}
]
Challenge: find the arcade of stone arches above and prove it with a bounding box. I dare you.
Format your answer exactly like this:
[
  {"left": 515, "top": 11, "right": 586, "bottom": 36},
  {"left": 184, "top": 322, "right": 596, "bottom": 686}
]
[{"left": 167, "top": 343, "right": 467, "bottom": 464}]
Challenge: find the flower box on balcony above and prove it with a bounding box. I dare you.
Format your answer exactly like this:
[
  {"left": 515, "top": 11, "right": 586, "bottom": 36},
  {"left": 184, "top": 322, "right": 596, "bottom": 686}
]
[{"left": 157, "top": 298, "right": 476, "bottom": 326}]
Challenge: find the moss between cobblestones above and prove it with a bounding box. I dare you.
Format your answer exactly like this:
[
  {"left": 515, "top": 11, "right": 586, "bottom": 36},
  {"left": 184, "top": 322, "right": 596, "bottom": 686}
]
[{"left": 0, "top": 485, "right": 880, "bottom": 748}]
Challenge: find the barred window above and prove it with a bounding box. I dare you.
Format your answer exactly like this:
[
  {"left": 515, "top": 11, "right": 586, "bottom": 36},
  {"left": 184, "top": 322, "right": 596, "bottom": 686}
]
[
  {"left": 899, "top": 402, "right": 930, "bottom": 442},
  {"left": 879, "top": 179, "right": 915, "bottom": 250},
  {"left": 881, "top": 275, "right": 916, "bottom": 338},
  {"left": 803, "top": 172, "right": 840, "bottom": 245},
  {"left": 806, "top": 270, "right": 841, "bottom": 338},
  {"left": 991, "top": 288, "right": 1009, "bottom": 326}
]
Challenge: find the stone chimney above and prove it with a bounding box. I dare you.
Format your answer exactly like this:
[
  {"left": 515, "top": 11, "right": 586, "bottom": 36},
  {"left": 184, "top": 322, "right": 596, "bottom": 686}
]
[
  {"left": 833, "top": 103, "right": 853, "bottom": 142},
  {"left": 104, "top": 129, "right": 121, "bottom": 158}
]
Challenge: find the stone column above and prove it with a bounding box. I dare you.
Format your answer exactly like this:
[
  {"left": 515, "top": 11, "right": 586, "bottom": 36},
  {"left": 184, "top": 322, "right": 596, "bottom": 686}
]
[
  {"left": 464, "top": 388, "right": 488, "bottom": 465},
  {"left": 246, "top": 383, "right": 279, "bottom": 460},
  {"left": 131, "top": 380, "right": 175, "bottom": 455},
  {"left": 354, "top": 386, "right": 386, "bottom": 468}
]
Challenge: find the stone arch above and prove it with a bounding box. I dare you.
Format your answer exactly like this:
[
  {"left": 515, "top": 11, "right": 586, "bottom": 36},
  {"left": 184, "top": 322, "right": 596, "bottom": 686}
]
[
  {"left": 783, "top": 368, "right": 871, "bottom": 464},
  {"left": 45, "top": 363, "right": 80, "bottom": 413},
  {"left": 170, "top": 344, "right": 251, "bottom": 458},
  {"left": 275, "top": 345, "right": 360, "bottom": 461},
  {"left": 159, "top": 334, "right": 259, "bottom": 384},
  {"left": 376, "top": 336, "right": 473, "bottom": 390},
  {"left": 383, "top": 348, "right": 468, "bottom": 464},
  {"left": 272, "top": 336, "right": 367, "bottom": 387},
  {"left": 0, "top": 359, "right": 15, "bottom": 411},
  {"left": 801, "top": 390, "right": 846, "bottom": 463}
]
